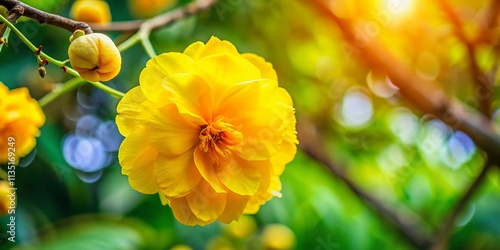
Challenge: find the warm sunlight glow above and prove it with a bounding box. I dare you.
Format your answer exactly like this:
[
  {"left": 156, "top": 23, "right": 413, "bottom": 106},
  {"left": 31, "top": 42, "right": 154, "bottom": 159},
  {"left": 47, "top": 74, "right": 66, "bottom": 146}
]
[{"left": 384, "top": 0, "right": 414, "bottom": 16}]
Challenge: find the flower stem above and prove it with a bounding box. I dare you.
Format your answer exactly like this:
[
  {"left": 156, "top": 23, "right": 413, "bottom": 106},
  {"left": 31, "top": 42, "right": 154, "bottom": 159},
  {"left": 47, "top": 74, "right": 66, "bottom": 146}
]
[
  {"left": 117, "top": 33, "right": 140, "bottom": 52},
  {"left": 87, "top": 80, "right": 125, "bottom": 99},
  {"left": 0, "top": 14, "right": 125, "bottom": 103},
  {"left": 139, "top": 30, "right": 157, "bottom": 58},
  {"left": 38, "top": 77, "right": 86, "bottom": 108}
]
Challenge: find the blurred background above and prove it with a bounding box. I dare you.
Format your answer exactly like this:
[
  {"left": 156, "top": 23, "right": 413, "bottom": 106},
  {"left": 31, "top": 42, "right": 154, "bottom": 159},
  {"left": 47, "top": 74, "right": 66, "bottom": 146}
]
[{"left": 1, "top": 0, "right": 500, "bottom": 249}]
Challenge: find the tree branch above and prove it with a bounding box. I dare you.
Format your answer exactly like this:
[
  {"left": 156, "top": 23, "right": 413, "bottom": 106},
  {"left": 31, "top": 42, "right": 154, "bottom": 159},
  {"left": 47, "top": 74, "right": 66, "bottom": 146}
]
[
  {"left": 437, "top": 0, "right": 493, "bottom": 117},
  {"left": 298, "top": 120, "right": 434, "bottom": 248},
  {"left": 477, "top": 0, "right": 500, "bottom": 42},
  {"left": 91, "top": 0, "right": 218, "bottom": 32},
  {"left": 309, "top": 0, "right": 500, "bottom": 248},
  {"left": 0, "top": 0, "right": 92, "bottom": 34},
  {"left": 308, "top": 0, "right": 500, "bottom": 164},
  {"left": 0, "top": 4, "right": 20, "bottom": 38},
  {"left": 430, "top": 163, "right": 491, "bottom": 250}
]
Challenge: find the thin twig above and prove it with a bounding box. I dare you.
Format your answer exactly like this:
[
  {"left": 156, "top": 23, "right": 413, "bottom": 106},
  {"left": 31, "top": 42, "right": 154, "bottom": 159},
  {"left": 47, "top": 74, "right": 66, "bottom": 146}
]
[
  {"left": 91, "top": 0, "right": 218, "bottom": 32},
  {"left": 0, "top": 0, "right": 92, "bottom": 34},
  {"left": 0, "top": 14, "right": 124, "bottom": 99},
  {"left": 298, "top": 120, "right": 434, "bottom": 248},
  {"left": 430, "top": 163, "right": 491, "bottom": 250},
  {"left": 437, "top": 0, "right": 493, "bottom": 117}
]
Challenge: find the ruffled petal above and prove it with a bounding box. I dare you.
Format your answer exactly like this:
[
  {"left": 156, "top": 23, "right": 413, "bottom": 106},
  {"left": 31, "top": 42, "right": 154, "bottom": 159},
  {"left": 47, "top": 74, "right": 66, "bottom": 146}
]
[
  {"left": 140, "top": 52, "right": 194, "bottom": 103},
  {"left": 9, "top": 88, "right": 45, "bottom": 125},
  {"left": 162, "top": 73, "right": 212, "bottom": 125},
  {"left": 198, "top": 36, "right": 240, "bottom": 59},
  {"left": 183, "top": 41, "right": 205, "bottom": 60},
  {"left": 244, "top": 175, "right": 281, "bottom": 214},
  {"left": 186, "top": 180, "right": 227, "bottom": 222},
  {"left": 213, "top": 79, "right": 262, "bottom": 119},
  {"left": 235, "top": 107, "right": 284, "bottom": 161},
  {"left": 145, "top": 103, "right": 200, "bottom": 156},
  {"left": 193, "top": 53, "right": 261, "bottom": 92},
  {"left": 218, "top": 191, "right": 250, "bottom": 224},
  {"left": 269, "top": 87, "right": 298, "bottom": 168},
  {"left": 119, "top": 128, "right": 159, "bottom": 194},
  {"left": 116, "top": 86, "right": 147, "bottom": 136},
  {"left": 217, "top": 156, "right": 269, "bottom": 196},
  {"left": 242, "top": 53, "right": 278, "bottom": 81},
  {"left": 155, "top": 148, "right": 202, "bottom": 198},
  {"left": 194, "top": 147, "right": 227, "bottom": 193},
  {"left": 5, "top": 120, "right": 38, "bottom": 157},
  {"left": 270, "top": 140, "right": 297, "bottom": 172},
  {"left": 170, "top": 196, "right": 213, "bottom": 226}
]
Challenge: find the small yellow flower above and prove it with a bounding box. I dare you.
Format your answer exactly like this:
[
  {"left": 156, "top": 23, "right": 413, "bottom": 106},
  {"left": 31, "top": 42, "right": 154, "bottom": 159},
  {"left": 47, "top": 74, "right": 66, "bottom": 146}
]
[
  {"left": 170, "top": 244, "right": 193, "bottom": 250},
  {"left": 68, "top": 32, "right": 121, "bottom": 82},
  {"left": 224, "top": 215, "right": 257, "bottom": 240},
  {"left": 261, "top": 224, "right": 296, "bottom": 250},
  {"left": 0, "top": 82, "right": 45, "bottom": 163},
  {"left": 116, "top": 37, "right": 298, "bottom": 226},
  {"left": 128, "top": 0, "right": 177, "bottom": 18},
  {"left": 70, "top": 0, "right": 112, "bottom": 24},
  {"left": 0, "top": 181, "right": 14, "bottom": 215}
]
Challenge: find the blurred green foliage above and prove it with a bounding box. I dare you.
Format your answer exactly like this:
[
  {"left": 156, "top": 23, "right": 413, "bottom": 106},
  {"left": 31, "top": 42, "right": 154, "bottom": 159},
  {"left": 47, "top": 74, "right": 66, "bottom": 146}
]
[{"left": 1, "top": 0, "right": 500, "bottom": 249}]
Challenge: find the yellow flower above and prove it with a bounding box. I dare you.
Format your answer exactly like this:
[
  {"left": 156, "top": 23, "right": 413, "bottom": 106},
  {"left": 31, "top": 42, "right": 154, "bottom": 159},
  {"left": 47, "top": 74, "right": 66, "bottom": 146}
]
[
  {"left": 0, "top": 181, "right": 14, "bottom": 215},
  {"left": 128, "top": 0, "right": 177, "bottom": 18},
  {"left": 68, "top": 33, "right": 121, "bottom": 82},
  {"left": 224, "top": 215, "right": 257, "bottom": 240},
  {"left": 261, "top": 224, "right": 296, "bottom": 250},
  {"left": 70, "top": 0, "right": 112, "bottom": 24},
  {"left": 116, "top": 37, "right": 297, "bottom": 226},
  {"left": 0, "top": 83, "right": 45, "bottom": 163}
]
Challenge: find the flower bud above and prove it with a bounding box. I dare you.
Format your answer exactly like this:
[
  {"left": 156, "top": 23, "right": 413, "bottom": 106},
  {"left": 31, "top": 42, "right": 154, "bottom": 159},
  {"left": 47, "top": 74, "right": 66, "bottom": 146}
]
[
  {"left": 68, "top": 32, "right": 121, "bottom": 82},
  {"left": 38, "top": 66, "right": 46, "bottom": 78},
  {"left": 70, "top": 0, "right": 111, "bottom": 23}
]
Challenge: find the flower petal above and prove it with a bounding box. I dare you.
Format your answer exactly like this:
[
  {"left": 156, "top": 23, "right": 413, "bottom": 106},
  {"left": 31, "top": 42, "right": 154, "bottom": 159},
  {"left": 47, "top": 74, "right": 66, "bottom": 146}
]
[
  {"left": 193, "top": 53, "right": 261, "bottom": 92},
  {"left": 140, "top": 52, "right": 194, "bottom": 103},
  {"left": 186, "top": 180, "right": 227, "bottom": 222},
  {"left": 119, "top": 128, "right": 159, "bottom": 194},
  {"left": 244, "top": 175, "right": 281, "bottom": 214},
  {"left": 162, "top": 73, "right": 212, "bottom": 125},
  {"left": 198, "top": 36, "right": 240, "bottom": 59},
  {"left": 218, "top": 191, "right": 250, "bottom": 224},
  {"left": 235, "top": 107, "right": 284, "bottom": 161},
  {"left": 242, "top": 53, "right": 278, "bottom": 81},
  {"left": 183, "top": 41, "right": 205, "bottom": 60},
  {"left": 116, "top": 86, "right": 147, "bottom": 137},
  {"left": 213, "top": 79, "right": 262, "bottom": 118},
  {"left": 146, "top": 103, "right": 200, "bottom": 156},
  {"left": 170, "top": 196, "right": 213, "bottom": 226},
  {"left": 155, "top": 148, "right": 202, "bottom": 198},
  {"left": 194, "top": 147, "right": 227, "bottom": 193},
  {"left": 270, "top": 139, "right": 297, "bottom": 172},
  {"left": 217, "top": 156, "right": 268, "bottom": 196}
]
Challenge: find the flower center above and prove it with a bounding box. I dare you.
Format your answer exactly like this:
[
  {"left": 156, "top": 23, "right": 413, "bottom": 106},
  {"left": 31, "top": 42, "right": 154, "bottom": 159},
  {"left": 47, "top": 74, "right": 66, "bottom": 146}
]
[{"left": 199, "top": 116, "right": 242, "bottom": 164}]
